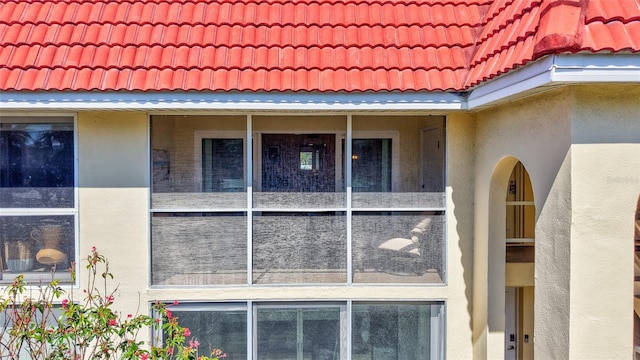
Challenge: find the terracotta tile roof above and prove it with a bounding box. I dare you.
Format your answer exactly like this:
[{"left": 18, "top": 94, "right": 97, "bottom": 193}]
[{"left": 0, "top": 0, "right": 639, "bottom": 93}]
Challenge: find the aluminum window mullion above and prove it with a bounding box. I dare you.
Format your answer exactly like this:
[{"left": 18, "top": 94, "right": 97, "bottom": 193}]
[
  {"left": 346, "top": 115, "right": 353, "bottom": 285},
  {"left": 350, "top": 207, "right": 446, "bottom": 212},
  {"left": 250, "top": 207, "right": 346, "bottom": 212},
  {"left": 0, "top": 208, "right": 78, "bottom": 215},
  {"left": 345, "top": 300, "right": 352, "bottom": 360},
  {"left": 247, "top": 300, "right": 254, "bottom": 360},
  {"left": 247, "top": 115, "right": 253, "bottom": 286},
  {"left": 73, "top": 114, "right": 80, "bottom": 287},
  {"left": 149, "top": 208, "right": 248, "bottom": 213}
]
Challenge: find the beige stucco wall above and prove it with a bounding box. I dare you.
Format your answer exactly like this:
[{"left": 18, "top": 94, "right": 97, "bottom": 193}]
[
  {"left": 568, "top": 85, "right": 640, "bottom": 359},
  {"left": 77, "top": 111, "right": 152, "bottom": 316},
  {"left": 474, "top": 87, "right": 574, "bottom": 360},
  {"left": 73, "top": 111, "right": 476, "bottom": 358},
  {"left": 61, "top": 85, "right": 640, "bottom": 359},
  {"left": 474, "top": 84, "right": 640, "bottom": 359},
  {"left": 445, "top": 112, "right": 476, "bottom": 359}
]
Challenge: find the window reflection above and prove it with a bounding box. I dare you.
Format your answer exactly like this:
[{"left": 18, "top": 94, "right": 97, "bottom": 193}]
[
  {"left": 0, "top": 122, "right": 74, "bottom": 208},
  {"left": 352, "top": 303, "right": 435, "bottom": 360}
]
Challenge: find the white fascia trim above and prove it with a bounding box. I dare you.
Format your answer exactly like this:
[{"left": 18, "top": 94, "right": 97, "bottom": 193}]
[
  {"left": 466, "top": 56, "right": 555, "bottom": 109},
  {"left": 467, "top": 53, "right": 640, "bottom": 109},
  {"left": 551, "top": 53, "right": 640, "bottom": 82},
  {"left": 3, "top": 54, "right": 638, "bottom": 112},
  {"left": 0, "top": 91, "right": 464, "bottom": 112}
]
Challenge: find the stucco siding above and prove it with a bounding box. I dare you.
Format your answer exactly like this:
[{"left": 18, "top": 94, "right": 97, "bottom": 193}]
[
  {"left": 569, "top": 85, "right": 640, "bottom": 359},
  {"left": 445, "top": 112, "right": 476, "bottom": 359},
  {"left": 71, "top": 111, "right": 477, "bottom": 358},
  {"left": 77, "top": 111, "right": 151, "bottom": 317},
  {"left": 474, "top": 88, "right": 573, "bottom": 360}
]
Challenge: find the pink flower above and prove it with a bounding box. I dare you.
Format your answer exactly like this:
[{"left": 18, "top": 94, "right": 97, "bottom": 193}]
[
  {"left": 189, "top": 339, "right": 200, "bottom": 348},
  {"left": 173, "top": 300, "right": 179, "bottom": 306},
  {"left": 165, "top": 309, "right": 172, "bottom": 319},
  {"left": 184, "top": 328, "right": 191, "bottom": 337},
  {"left": 127, "top": 313, "right": 132, "bottom": 318},
  {"left": 61, "top": 299, "right": 69, "bottom": 309},
  {"left": 105, "top": 295, "right": 114, "bottom": 303},
  {"left": 108, "top": 319, "right": 116, "bottom": 326},
  {"left": 140, "top": 353, "right": 149, "bottom": 360}
]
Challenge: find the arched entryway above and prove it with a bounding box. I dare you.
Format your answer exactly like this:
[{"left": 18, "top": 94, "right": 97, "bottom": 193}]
[{"left": 504, "top": 161, "right": 534, "bottom": 360}]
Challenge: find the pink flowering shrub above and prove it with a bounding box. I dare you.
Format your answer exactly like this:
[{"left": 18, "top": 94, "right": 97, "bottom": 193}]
[{"left": 0, "top": 247, "right": 225, "bottom": 360}]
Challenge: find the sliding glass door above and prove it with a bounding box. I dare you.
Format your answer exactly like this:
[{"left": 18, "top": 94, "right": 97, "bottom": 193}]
[
  {"left": 255, "top": 304, "right": 346, "bottom": 360},
  {"left": 167, "top": 302, "right": 443, "bottom": 360}
]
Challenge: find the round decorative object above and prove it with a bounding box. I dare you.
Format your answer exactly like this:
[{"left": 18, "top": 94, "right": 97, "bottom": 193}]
[{"left": 36, "top": 248, "right": 67, "bottom": 265}]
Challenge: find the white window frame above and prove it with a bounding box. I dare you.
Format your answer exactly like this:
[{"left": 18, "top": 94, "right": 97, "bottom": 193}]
[
  {"left": 159, "top": 301, "right": 444, "bottom": 360},
  {"left": 0, "top": 114, "right": 78, "bottom": 285}
]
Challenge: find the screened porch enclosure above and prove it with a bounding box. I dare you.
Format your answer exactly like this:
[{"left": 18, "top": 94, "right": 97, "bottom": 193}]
[{"left": 150, "top": 115, "right": 446, "bottom": 285}]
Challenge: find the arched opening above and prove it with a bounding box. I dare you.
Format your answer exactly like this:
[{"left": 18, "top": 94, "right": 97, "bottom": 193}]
[{"left": 505, "top": 161, "right": 534, "bottom": 360}]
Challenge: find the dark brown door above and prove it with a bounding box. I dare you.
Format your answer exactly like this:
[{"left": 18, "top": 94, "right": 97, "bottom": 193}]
[{"left": 261, "top": 134, "right": 336, "bottom": 192}]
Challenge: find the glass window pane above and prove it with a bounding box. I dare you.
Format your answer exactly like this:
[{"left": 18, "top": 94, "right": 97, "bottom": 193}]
[
  {"left": 352, "top": 116, "right": 445, "bottom": 209},
  {"left": 352, "top": 212, "right": 444, "bottom": 284},
  {"left": 152, "top": 213, "right": 247, "bottom": 285},
  {"left": 257, "top": 307, "right": 341, "bottom": 360},
  {"left": 0, "top": 120, "right": 74, "bottom": 208},
  {"left": 352, "top": 303, "right": 437, "bottom": 360},
  {"left": 253, "top": 212, "right": 347, "bottom": 284},
  {"left": 202, "top": 139, "right": 245, "bottom": 192},
  {"left": 0, "top": 215, "right": 75, "bottom": 284},
  {"left": 252, "top": 116, "right": 346, "bottom": 209},
  {"left": 352, "top": 139, "right": 392, "bottom": 192},
  {"left": 170, "top": 306, "right": 247, "bottom": 360},
  {"left": 151, "top": 115, "right": 246, "bottom": 209}
]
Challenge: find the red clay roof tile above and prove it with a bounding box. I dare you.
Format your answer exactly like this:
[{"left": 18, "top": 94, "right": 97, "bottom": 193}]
[{"left": 0, "top": 0, "right": 639, "bottom": 92}]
